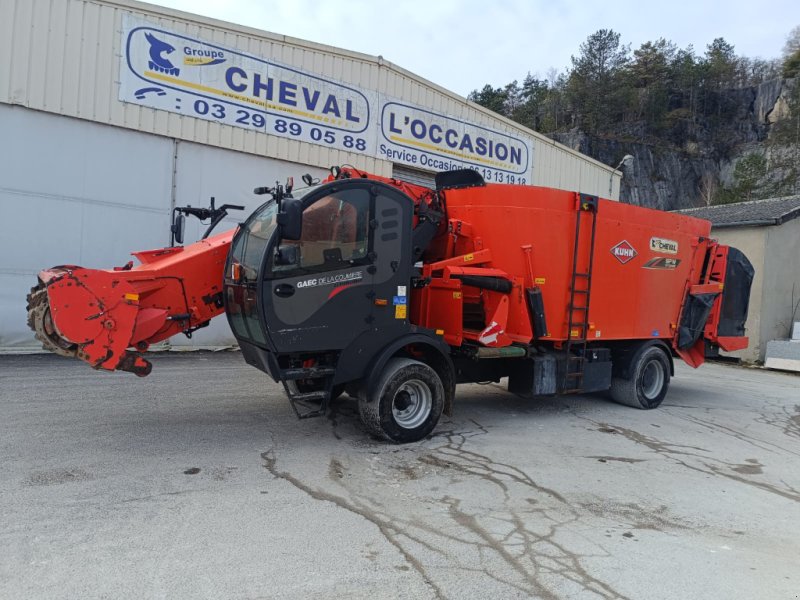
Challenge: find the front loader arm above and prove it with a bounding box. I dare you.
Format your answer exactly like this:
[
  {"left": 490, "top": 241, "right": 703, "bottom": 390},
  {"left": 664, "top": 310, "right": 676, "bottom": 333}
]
[{"left": 27, "top": 230, "right": 234, "bottom": 376}]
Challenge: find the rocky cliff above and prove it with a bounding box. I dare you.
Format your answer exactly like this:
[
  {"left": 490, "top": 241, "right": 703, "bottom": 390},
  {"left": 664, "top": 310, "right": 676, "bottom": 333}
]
[{"left": 551, "top": 78, "right": 798, "bottom": 209}]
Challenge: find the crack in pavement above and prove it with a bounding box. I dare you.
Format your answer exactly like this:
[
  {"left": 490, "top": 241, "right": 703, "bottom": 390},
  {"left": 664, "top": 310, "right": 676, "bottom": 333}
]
[
  {"left": 263, "top": 420, "right": 634, "bottom": 600},
  {"left": 418, "top": 429, "right": 632, "bottom": 600},
  {"left": 587, "top": 419, "right": 800, "bottom": 504},
  {"left": 260, "top": 449, "right": 446, "bottom": 600}
]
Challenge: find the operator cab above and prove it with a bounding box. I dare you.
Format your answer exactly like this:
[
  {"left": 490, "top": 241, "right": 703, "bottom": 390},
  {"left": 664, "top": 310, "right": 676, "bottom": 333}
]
[{"left": 223, "top": 176, "right": 418, "bottom": 387}]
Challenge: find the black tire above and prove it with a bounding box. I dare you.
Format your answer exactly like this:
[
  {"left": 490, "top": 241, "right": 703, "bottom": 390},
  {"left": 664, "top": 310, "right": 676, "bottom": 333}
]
[
  {"left": 610, "top": 346, "right": 670, "bottom": 409},
  {"left": 358, "top": 358, "right": 444, "bottom": 443}
]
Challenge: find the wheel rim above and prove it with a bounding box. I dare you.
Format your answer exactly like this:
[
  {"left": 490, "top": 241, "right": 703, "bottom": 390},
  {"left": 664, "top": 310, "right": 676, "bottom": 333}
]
[
  {"left": 391, "top": 379, "right": 432, "bottom": 429},
  {"left": 641, "top": 360, "right": 665, "bottom": 400}
]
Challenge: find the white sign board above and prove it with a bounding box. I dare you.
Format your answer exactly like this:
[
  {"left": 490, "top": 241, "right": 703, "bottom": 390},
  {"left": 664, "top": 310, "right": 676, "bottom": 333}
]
[
  {"left": 120, "top": 16, "right": 534, "bottom": 184},
  {"left": 378, "top": 101, "right": 531, "bottom": 184}
]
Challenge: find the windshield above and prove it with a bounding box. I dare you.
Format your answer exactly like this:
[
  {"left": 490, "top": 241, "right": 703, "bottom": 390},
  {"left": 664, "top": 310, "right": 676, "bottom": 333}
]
[{"left": 227, "top": 200, "right": 278, "bottom": 283}]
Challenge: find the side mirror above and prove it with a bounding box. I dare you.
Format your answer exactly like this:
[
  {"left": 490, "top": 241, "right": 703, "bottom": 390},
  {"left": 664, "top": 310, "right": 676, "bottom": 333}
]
[
  {"left": 171, "top": 213, "right": 185, "bottom": 246},
  {"left": 274, "top": 244, "right": 299, "bottom": 267},
  {"left": 276, "top": 198, "right": 302, "bottom": 241}
]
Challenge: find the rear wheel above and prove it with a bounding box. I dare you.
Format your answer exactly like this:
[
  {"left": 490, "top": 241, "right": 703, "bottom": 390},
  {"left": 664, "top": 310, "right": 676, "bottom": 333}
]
[
  {"left": 610, "top": 346, "right": 670, "bottom": 409},
  {"left": 359, "top": 358, "right": 444, "bottom": 443}
]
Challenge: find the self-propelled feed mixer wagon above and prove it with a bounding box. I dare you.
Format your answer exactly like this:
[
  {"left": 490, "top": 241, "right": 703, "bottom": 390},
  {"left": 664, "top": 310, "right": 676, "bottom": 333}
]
[{"left": 27, "top": 168, "right": 753, "bottom": 442}]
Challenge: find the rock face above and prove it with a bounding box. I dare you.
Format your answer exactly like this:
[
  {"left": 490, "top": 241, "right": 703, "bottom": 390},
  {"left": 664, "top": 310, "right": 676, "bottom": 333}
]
[{"left": 551, "top": 78, "right": 798, "bottom": 210}]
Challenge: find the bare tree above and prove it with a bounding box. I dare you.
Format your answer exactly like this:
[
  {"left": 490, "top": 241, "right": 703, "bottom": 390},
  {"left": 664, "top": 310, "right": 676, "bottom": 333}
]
[
  {"left": 699, "top": 172, "right": 718, "bottom": 206},
  {"left": 783, "top": 25, "right": 800, "bottom": 58}
]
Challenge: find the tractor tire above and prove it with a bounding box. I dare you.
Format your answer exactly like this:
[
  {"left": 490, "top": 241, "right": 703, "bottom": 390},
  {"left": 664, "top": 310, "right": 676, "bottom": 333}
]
[
  {"left": 358, "top": 358, "right": 444, "bottom": 443},
  {"left": 610, "top": 346, "right": 670, "bottom": 409}
]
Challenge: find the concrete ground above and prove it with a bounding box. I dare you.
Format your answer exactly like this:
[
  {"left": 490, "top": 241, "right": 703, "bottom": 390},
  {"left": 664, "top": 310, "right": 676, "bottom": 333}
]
[{"left": 1, "top": 353, "right": 798, "bottom": 600}]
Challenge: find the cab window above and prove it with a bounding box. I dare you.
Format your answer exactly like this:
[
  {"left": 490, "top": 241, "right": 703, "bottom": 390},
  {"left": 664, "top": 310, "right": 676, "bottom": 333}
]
[{"left": 271, "top": 189, "right": 371, "bottom": 275}]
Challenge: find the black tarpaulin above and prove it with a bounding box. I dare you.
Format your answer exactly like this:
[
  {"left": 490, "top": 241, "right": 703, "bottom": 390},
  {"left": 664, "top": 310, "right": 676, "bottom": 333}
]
[
  {"left": 719, "top": 247, "right": 755, "bottom": 337},
  {"left": 678, "top": 293, "right": 719, "bottom": 349}
]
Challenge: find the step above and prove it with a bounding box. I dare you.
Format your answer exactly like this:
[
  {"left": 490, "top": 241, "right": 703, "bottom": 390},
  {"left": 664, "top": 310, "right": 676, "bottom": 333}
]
[
  {"left": 288, "top": 391, "right": 327, "bottom": 402},
  {"left": 282, "top": 367, "right": 336, "bottom": 380}
]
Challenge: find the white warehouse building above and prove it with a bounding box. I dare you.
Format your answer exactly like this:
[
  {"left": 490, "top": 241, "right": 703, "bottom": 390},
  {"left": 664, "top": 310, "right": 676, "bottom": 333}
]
[{"left": 0, "top": 0, "right": 620, "bottom": 349}]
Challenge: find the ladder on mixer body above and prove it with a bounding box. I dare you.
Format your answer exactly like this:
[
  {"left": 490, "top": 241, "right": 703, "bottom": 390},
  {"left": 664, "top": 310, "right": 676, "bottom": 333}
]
[{"left": 563, "top": 193, "right": 599, "bottom": 393}]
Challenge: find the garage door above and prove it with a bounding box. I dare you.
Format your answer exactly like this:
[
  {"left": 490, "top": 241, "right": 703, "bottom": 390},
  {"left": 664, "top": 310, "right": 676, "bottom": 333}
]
[{"left": 392, "top": 165, "right": 436, "bottom": 189}]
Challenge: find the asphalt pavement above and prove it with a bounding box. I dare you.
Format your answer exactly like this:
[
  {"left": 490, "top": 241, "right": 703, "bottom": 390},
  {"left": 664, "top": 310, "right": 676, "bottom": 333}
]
[{"left": 1, "top": 352, "right": 798, "bottom": 599}]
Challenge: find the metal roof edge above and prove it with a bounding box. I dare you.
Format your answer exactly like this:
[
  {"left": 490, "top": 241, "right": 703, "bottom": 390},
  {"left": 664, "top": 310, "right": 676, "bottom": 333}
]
[
  {"left": 712, "top": 219, "right": 780, "bottom": 229},
  {"left": 778, "top": 206, "right": 800, "bottom": 225}
]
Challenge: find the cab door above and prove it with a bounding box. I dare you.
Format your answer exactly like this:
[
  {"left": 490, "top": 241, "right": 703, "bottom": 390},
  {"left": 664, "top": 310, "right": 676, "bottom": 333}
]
[{"left": 262, "top": 181, "right": 411, "bottom": 355}]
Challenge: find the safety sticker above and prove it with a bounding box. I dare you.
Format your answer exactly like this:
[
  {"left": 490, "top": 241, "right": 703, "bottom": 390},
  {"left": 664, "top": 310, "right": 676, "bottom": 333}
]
[
  {"left": 534, "top": 277, "right": 546, "bottom": 285},
  {"left": 395, "top": 304, "right": 407, "bottom": 319},
  {"left": 397, "top": 285, "right": 407, "bottom": 297},
  {"left": 478, "top": 321, "right": 503, "bottom": 346},
  {"left": 393, "top": 295, "right": 407, "bottom": 305}
]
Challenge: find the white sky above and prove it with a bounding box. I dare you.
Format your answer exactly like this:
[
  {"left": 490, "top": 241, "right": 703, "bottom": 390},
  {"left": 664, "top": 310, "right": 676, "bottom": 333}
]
[{"left": 149, "top": 0, "right": 799, "bottom": 97}]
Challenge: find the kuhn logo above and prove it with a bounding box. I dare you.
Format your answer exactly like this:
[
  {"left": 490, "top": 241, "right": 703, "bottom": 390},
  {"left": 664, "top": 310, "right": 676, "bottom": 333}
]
[{"left": 611, "top": 240, "right": 637, "bottom": 264}]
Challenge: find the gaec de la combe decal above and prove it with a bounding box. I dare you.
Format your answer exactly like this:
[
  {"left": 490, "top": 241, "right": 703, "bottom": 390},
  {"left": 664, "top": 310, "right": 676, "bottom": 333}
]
[{"left": 611, "top": 240, "right": 637, "bottom": 264}]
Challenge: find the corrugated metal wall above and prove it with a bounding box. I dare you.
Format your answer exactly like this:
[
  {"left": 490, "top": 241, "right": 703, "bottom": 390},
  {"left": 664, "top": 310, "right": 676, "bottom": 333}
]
[
  {"left": 0, "top": 0, "right": 619, "bottom": 197},
  {"left": 0, "top": 102, "right": 328, "bottom": 348}
]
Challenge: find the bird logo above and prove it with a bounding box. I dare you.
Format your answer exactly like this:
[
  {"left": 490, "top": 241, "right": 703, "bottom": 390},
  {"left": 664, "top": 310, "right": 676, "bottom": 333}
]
[{"left": 145, "top": 32, "right": 180, "bottom": 76}]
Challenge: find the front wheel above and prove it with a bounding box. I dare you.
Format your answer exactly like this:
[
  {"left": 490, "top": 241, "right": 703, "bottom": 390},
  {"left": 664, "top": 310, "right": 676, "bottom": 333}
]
[
  {"left": 358, "top": 358, "right": 444, "bottom": 443},
  {"left": 610, "top": 346, "right": 670, "bottom": 409}
]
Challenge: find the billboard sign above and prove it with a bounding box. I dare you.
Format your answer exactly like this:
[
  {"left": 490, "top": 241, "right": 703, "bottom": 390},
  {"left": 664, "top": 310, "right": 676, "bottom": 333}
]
[{"left": 120, "top": 16, "right": 534, "bottom": 183}]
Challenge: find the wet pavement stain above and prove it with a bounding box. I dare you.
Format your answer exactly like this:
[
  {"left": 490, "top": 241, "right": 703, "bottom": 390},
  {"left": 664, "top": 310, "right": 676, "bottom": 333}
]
[
  {"left": 24, "top": 468, "right": 94, "bottom": 486},
  {"left": 328, "top": 457, "right": 345, "bottom": 480},
  {"left": 579, "top": 501, "right": 693, "bottom": 532},
  {"left": 732, "top": 459, "right": 764, "bottom": 475},
  {"left": 588, "top": 456, "right": 646, "bottom": 464}
]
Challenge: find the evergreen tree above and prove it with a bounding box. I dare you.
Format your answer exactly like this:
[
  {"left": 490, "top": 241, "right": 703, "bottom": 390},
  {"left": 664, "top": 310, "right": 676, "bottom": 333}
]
[
  {"left": 467, "top": 85, "right": 509, "bottom": 116},
  {"left": 628, "top": 39, "right": 676, "bottom": 129},
  {"left": 704, "top": 38, "right": 738, "bottom": 89},
  {"left": 567, "top": 29, "right": 630, "bottom": 133}
]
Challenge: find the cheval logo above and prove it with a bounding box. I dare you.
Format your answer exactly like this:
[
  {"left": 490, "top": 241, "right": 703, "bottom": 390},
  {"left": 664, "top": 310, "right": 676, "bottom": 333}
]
[
  {"left": 649, "top": 237, "right": 679, "bottom": 255},
  {"left": 144, "top": 33, "right": 226, "bottom": 73},
  {"left": 611, "top": 240, "right": 638, "bottom": 264},
  {"left": 145, "top": 33, "right": 180, "bottom": 76}
]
